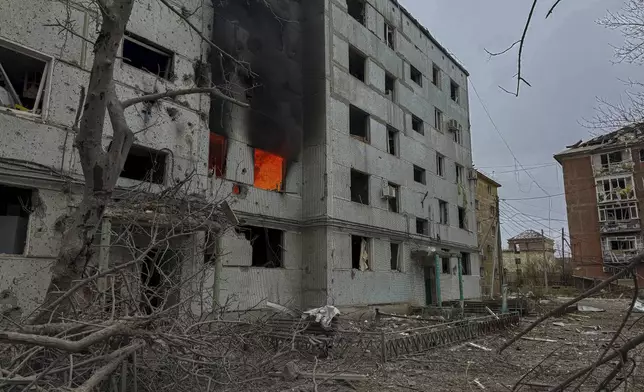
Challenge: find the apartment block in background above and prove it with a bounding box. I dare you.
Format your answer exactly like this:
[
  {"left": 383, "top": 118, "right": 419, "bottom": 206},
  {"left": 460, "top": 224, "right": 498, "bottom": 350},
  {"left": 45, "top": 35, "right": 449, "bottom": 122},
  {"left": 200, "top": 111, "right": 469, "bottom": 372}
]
[
  {"left": 475, "top": 171, "right": 501, "bottom": 296},
  {"left": 502, "top": 230, "right": 556, "bottom": 287}
]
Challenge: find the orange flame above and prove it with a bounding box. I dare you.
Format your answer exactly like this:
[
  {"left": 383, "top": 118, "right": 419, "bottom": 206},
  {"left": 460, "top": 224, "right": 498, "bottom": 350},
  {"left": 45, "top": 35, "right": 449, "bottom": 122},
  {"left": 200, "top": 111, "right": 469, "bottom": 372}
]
[{"left": 254, "top": 148, "right": 284, "bottom": 191}]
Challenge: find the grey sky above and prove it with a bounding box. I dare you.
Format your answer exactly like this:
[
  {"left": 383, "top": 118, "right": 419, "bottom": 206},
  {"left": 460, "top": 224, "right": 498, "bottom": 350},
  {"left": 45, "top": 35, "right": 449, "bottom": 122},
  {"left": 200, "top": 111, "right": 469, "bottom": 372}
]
[{"left": 400, "top": 0, "right": 640, "bottom": 252}]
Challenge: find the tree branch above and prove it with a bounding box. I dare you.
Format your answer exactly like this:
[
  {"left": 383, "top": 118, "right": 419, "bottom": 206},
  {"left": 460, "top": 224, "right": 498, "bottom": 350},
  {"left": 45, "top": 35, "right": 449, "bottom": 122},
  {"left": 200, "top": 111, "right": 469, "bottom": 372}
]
[
  {"left": 121, "top": 87, "right": 249, "bottom": 109},
  {"left": 72, "top": 342, "right": 142, "bottom": 392},
  {"left": 546, "top": 0, "right": 565, "bottom": 19}
]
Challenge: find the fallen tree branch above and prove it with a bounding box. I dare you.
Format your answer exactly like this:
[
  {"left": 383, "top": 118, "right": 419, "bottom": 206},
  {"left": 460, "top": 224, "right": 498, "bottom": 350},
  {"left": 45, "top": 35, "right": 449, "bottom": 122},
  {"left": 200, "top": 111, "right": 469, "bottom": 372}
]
[
  {"left": 121, "top": 86, "right": 249, "bottom": 109},
  {"left": 72, "top": 342, "right": 142, "bottom": 392}
]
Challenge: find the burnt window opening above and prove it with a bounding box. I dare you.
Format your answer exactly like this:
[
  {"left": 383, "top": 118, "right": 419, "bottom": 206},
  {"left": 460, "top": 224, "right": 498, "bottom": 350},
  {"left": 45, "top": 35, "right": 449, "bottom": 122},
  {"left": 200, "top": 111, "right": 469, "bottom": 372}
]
[
  {"left": 349, "top": 46, "right": 366, "bottom": 82},
  {"left": 387, "top": 126, "right": 398, "bottom": 156},
  {"left": 461, "top": 252, "right": 471, "bottom": 275},
  {"left": 254, "top": 148, "right": 284, "bottom": 191},
  {"left": 432, "top": 64, "right": 441, "bottom": 89},
  {"left": 436, "top": 154, "right": 445, "bottom": 177},
  {"left": 450, "top": 79, "right": 460, "bottom": 103},
  {"left": 390, "top": 242, "right": 400, "bottom": 271},
  {"left": 416, "top": 218, "right": 428, "bottom": 236},
  {"left": 351, "top": 235, "right": 370, "bottom": 270},
  {"left": 434, "top": 108, "right": 443, "bottom": 131},
  {"left": 384, "top": 22, "right": 395, "bottom": 49},
  {"left": 347, "top": 0, "right": 366, "bottom": 26},
  {"left": 413, "top": 165, "right": 426, "bottom": 184},
  {"left": 121, "top": 145, "right": 167, "bottom": 184},
  {"left": 208, "top": 133, "right": 227, "bottom": 178},
  {"left": 350, "top": 105, "right": 369, "bottom": 142},
  {"left": 351, "top": 169, "right": 369, "bottom": 205},
  {"left": 385, "top": 72, "right": 395, "bottom": 101},
  {"left": 387, "top": 182, "right": 399, "bottom": 213},
  {"left": 411, "top": 115, "right": 424, "bottom": 135},
  {"left": 441, "top": 256, "right": 450, "bottom": 274},
  {"left": 438, "top": 199, "right": 449, "bottom": 224},
  {"left": 0, "top": 41, "right": 50, "bottom": 113},
  {"left": 410, "top": 64, "right": 422, "bottom": 86},
  {"left": 239, "top": 226, "right": 283, "bottom": 268},
  {"left": 458, "top": 207, "right": 467, "bottom": 229},
  {"left": 0, "top": 185, "right": 32, "bottom": 255},
  {"left": 122, "top": 32, "right": 173, "bottom": 80}
]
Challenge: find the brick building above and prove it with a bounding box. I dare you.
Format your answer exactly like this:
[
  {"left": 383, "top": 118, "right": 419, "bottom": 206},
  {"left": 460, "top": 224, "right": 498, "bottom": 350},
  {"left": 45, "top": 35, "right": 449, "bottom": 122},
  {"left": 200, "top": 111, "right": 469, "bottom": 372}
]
[
  {"left": 502, "top": 230, "right": 556, "bottom": 286},
  {"left": 475, "top": 171, "right": 501, "bottom": 296},
  {"left": 554, "top": 124, "right": 644, "bottom": 284}
]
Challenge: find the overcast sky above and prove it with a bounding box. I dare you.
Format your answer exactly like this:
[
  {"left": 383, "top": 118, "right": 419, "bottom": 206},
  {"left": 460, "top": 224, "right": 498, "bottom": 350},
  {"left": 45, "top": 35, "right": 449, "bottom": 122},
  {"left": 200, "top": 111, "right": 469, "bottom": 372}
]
[{"left": 399, "top": 0, "right": 640, "bottom": 252}]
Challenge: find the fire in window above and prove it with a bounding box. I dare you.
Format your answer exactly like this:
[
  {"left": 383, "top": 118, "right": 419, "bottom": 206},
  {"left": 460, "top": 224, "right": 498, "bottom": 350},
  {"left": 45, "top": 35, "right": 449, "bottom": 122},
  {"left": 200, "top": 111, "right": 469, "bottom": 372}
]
[
  {"left": 208, "top": 133, "right": 227, "bottom": 177},
  {"left": 351, "top": 235, "right": 370, "bottom": 270},
  {"left": 0, "top": 185, "right": 32, "bottom": 254},
  {"left": 120, "top": 145, "right": 167, "bottom": 184},
  {"left": 254, "top": 148, "right": 284, "bottom": 191},
  {"left": 0, "top": 41, "right": 51, "bottom": 113},
  {"left": 122, "top": 32, "right": 174, "bottom": 80}
]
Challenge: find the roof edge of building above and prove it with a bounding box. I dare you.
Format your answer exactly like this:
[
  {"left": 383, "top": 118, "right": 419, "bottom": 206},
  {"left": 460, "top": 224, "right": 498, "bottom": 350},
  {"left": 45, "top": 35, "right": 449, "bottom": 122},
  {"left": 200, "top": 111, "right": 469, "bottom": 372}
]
[{"left": 476, "top": 170, "right": 501, "bottom": 188}]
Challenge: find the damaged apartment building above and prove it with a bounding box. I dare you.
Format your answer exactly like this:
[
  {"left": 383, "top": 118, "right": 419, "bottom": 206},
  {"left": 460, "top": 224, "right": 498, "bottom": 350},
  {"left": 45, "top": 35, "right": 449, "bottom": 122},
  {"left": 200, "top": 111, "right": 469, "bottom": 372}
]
[{"left": 0, "top": 0, "right": 479, "bottom": 315}]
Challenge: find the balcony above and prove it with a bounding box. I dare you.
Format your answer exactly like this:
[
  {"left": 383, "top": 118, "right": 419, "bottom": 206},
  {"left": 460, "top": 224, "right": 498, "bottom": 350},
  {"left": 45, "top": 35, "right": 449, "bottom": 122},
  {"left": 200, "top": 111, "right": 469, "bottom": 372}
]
[
  {"left": 601, "top": 235, "right": 643, "bottom": 265},
  {"left": 592, "top": 150, "right": 634, "bottom": 177},
  {"left": 599, "top": 219, "right": 641, "bottom": 234}
]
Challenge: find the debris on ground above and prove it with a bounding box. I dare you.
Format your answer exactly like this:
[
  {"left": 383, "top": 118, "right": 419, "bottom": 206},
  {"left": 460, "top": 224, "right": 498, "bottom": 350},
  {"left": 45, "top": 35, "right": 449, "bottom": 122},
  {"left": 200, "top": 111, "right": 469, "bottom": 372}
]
[
  {"left": 302, "top": 305, "right": 340, "bottom": 328},
  {"left": 634, "top": 298, "right": 644, "bottom": 313},
  {"left": 467, "top": 342, "right": 492, "bottom": 351},
  {"left": 521, "top": 336, "right": 558, "bottom": 343},
  {"left": 577, "top": 304, "right": 605, "bottom": 312}
]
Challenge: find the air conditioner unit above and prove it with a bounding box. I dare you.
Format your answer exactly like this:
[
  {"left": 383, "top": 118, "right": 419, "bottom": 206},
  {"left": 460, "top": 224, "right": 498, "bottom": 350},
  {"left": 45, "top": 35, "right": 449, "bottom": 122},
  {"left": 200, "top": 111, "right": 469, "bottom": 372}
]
[
  {"left": 381, "top": 184, "right": 396, "bottom": 199},
  {"left": 467, "top": 168, "right": 477, "bottom": 180},
  {"left": 447, "top": 119, "right": 462, "bottom": 132}
]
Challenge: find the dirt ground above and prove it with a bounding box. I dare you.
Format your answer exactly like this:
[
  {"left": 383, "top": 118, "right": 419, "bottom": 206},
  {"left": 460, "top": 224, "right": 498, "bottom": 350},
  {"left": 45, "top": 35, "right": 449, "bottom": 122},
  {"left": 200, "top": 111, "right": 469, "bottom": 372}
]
[{"left": 245, "top": 297, "right": 644, "bottom": 392}]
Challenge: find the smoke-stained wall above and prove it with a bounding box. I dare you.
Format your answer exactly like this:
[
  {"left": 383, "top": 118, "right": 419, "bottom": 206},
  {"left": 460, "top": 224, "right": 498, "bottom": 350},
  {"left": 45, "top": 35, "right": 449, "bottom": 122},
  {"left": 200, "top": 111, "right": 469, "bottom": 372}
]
[{"left": 209, "top": 0, "right": 303, "bottom": 164}]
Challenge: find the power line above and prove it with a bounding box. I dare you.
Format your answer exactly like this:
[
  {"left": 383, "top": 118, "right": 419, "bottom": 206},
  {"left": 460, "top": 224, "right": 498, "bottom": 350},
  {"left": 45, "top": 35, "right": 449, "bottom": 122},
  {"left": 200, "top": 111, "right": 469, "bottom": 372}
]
[
  {"left": 481, "top": 163, "right": 557, "bottom": 175},
  {"left": 502, "top": 193, "right": 565, "bottom": 201}
]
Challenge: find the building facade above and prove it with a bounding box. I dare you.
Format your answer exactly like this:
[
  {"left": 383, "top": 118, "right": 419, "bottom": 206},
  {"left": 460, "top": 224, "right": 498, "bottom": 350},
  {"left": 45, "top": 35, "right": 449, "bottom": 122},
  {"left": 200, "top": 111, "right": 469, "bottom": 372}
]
[
  {"left": 475, "top": 171, "right": 501, "bottom": 296},
  {"left": 555, "top": 125, "right": 644, "bottom": 285},
  {"left": 0, "top": 0, "right": 479, "bottom": 314},
  {"left": 502, "top": 230, "right": 556, "bottom": 287}
]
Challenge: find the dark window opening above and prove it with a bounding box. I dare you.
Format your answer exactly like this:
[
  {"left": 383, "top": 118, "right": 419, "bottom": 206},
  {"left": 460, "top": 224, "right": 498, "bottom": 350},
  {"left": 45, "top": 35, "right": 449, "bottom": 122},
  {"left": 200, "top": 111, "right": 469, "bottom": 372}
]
[
  {"left": 416, "top": 218, "right": 428, "bottom": 236},
  {"left": 639, "top": 149, "right": 644, "bottom": 163},
  {"left": 456, "top": 164, "right": 464, "bottom": 184},
  {"left": 350, "top": 105, "right": 369, "bottom": 142},
  {"left": 434, "top": 108, "right": 443, "bottom": 131},
  {"left": 413, "top": 165, "right": 426, "bottom": 184},
  {"left": 441, "top": 257, "right": 450, "bottom": 274},
  {"left": 347, "top": 0, "right": 365, "bottom": 25},
  {"left": 475, "top": 199, "right": 479, "bottom": 210},
  {"left": 387, "top": 126, "right": 398, "bottom": 155},
  {"left": 439, "top": 199, "right": 448, "bottom": 224},
  {"left": 450, "top": 79, "right": 459, "bottom": 103},
  {"left": 121, "top": 145, "right": 167, "bottom": 184},
  {"left": 0, "top": 44, "right": 48, "bottom": 112},
  {"left": 432, "top": 64, "right": 441, "bottom": 88},
  {"left": 351, "top": 235, "right": 370, "bottom": 270},
  {"left": 436, "top": 154, "right": 445, "bottom": 177},
  {"left": 390, "top": 242, "right": 400, "bottom": 271},
  {"left": 239, "top": 226, "right": 283, "bottom": 268},
  {"left": 208, "top": 133, "right": 227, "bottom": 178},
  {"left": 387, "top": 182, "right": 399, "bottom": 213},
  {"left": 410, "top": 64, "right": 422, "bottom": 86},
  {"left": 385, "top": 72, "right": 395, "bottom": 101},
  {"left": 411, "top": 115, "right": 424, "bottom": 135},
  {"left": 515, "top": 258, "right": 521, "bottom": 265},
  {"left": 384, "top": 22, "right": 395, "bottom": 49},
  {"left": 351, "top": 169, "right": 369, "bottom": 205},
  {"left": 123, "top": 32, "right": 173, "bottom": 80},
  {"left": 140, "top": 248, "right": 178, "bottom": 315},
  {"left": 461, "top": 252, "right": 471, "bottom": 275},
  {"left": 458, "top": 207, "right": 467, "bottom": 229},
  {"left": 0, "top": 185, "right": 32, "bottom": 255},
  {"left": 349, "top": 46, "right": 366, "bottom": 82}
]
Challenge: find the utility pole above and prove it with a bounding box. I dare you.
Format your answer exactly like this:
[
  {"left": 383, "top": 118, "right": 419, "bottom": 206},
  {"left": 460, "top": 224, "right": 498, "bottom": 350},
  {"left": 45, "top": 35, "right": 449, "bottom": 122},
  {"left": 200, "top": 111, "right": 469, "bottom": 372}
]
[
  {"left": 495, "top": 195, "right": 503, "bottom": 297},
  {"left": 561, "top": 227, "right": 565, "bottom": 284},
  {"left": 542, "top": 229, "right": 548, "bottom": 292}
]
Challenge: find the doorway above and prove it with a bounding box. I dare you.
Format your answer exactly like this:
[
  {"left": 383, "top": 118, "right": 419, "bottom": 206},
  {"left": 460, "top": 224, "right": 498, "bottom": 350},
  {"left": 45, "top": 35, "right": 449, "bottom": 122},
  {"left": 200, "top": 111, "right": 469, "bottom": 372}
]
[
  {"left": 140, "top": 248, "right": 178, "bottom": 314},
  {"left": 424, "top": 266, "right": 437, "bottom": 306}
]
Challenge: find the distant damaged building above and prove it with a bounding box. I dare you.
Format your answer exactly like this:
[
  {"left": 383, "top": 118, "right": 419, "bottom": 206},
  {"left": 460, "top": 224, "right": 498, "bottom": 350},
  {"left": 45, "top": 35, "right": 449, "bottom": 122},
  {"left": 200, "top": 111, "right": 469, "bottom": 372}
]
[
  {"left": 0, "top": 0, "right": 479, "bottom": 314},
  {"left": 555, "top": 124, "right": 644, "bottom": 285}
]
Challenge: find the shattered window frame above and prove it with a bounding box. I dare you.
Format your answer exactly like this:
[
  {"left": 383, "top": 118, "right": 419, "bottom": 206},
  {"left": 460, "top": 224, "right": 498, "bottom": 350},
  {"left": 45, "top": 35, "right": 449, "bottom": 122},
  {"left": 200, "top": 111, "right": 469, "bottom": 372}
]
[
  {"left": 351, "top": 235, "right": 371, "bottom": 271},
  {"left": 598, "top": 201, "right": 638, "bottom": 222},
  {"left": 121, "top": 31, "right": 174, "bottom": 80}
]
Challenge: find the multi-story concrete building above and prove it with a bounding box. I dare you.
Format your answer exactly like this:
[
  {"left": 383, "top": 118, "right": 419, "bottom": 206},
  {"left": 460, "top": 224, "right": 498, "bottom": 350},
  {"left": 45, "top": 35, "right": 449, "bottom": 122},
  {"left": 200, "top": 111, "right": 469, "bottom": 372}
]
[
  {"left": 502, "top": 230, "right": 556, "bottom": 286},
  {"left": 475, "top": 171, "right": 501, "bottom": 296},
  {"left": 555, "top": 125, "right": 644, "bottom": 285},
  {"left": 0, "top": 0, "right": 479, "bottom": 314}
]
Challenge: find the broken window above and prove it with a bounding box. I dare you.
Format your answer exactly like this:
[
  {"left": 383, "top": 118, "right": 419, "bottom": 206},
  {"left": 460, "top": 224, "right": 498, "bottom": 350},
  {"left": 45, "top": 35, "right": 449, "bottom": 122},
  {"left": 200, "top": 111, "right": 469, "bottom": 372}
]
[
  {"left": 387, "top": 126, "right": 398, "bottom": 155},
  {"left": 384, "top": 21, "right": 395, "bottom": 49},
  {"left": 453, "top": 128, "right": 462, "bottom": 144},
  {"left": 122, "top": 32, "right": 173, "bottom": 79},
  {"left": 438, "top": 199, "right": 448, "bottom": 224},
  {"left": 432, "top": 64, "right": 441, "bottom": 89},
  {"left": 349, "top": 105, "right": 369, "bottom": 142},
  {"left": 386, "top": 182, "right": 399, "bottom": 213},
  {"left": 349, "top": 46, "right": 366, "bottom": 82},
  {"left": 121, "top": 145, "right": 167, "bottom": 184},
  {"left": 441, "top": 256, "right": 450, "bottom": 274},
  {"left": 411, "top": 114, "right": 424, "bottom": 135},
  {"left": 390, "top": 242, "right": 400, "bottom": 271},
  {"left": 600, "top": 151, "right": 624, "bottom": 169},
  {"left": 461, "top": 252, "right": 471, "bottom": 275},
  {"left": 605, "top": 236, "right": 639, "bottom": 252},
  {"left": 450, "top": 79, "right": 459, "bottom": 103},
  {"left": 436, "top": 154, "right": 445, "bottom": 177},
  {"left": 0, "top": 185, "right": 32, "bottom": 255},
  {"left": 351, "top": 169, "right": 369, "bottom": 205},
  {"left": 254, "top": 148, "right": 284, "bottom": 191},
  {"left": 385, "top": 72, "right": 396, "bottom": 101},
  {"left": 410, "top": 64, "right": 422, "bottom": 86},
  {"left": 238, "top": 226, "right": 283, "bottom": 268},
  {"left": 596, "top": 176, "right": 635, "bottom": 202},
  {"left": 458, "top": 207, "right": 467, "bottom": 229},
  {"left": 0, "top": 40, "right": 51, "bottom": 113},
  {"left": 434, "top": 108, "right": 443, "bottom": 131},
  {"left": 598, "top": 202, "right": 638, "bottom": 222},
  {"left": 208, "top": 132, "right": 227, "bottom": 178},
  {"left": 455, "top": 164, "right": 464, "bottom": 184},
  {"left": 413, "top": 165, "right": 426, "bottom": 184},
  {"left": 416, "top": 218, "right": 428, "bottom": 236},
  {"left": 347, "top": 0, "right": 365, "bottom": 25},
  {"left": 351, "top": 235, "right": 370, "bottom": 270}
]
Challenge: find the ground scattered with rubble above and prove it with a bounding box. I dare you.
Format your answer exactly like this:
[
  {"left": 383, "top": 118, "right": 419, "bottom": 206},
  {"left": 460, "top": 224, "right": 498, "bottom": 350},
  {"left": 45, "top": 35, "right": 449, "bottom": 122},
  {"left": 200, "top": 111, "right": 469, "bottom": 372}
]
[{"left": 238, "top": 297, "right": 644, "bottom": 392}]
